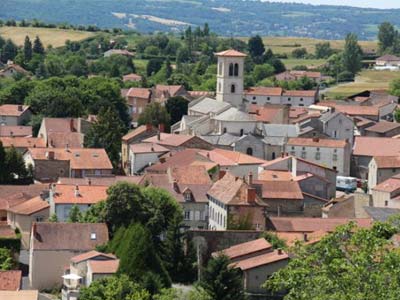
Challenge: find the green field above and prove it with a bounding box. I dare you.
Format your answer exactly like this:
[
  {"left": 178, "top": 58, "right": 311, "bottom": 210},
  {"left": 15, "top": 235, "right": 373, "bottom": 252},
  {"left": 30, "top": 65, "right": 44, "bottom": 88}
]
[
  {"left": 241, "top": 36, "right": 378, "bottom": 55},
  {"left": 281, "top": 58, "right": 327, "bottom": 69},
  {"left": 0, "top": 26, "right": 95, "bottom": 48},
  {"left": 324, "top": 70, "right": 400, "bottom": 99}
]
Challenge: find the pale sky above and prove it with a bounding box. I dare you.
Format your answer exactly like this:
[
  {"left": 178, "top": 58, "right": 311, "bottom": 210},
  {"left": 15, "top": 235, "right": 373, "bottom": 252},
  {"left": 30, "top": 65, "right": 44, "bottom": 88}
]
[{"left": 263, "top": 0, "right": 400, "bottom": 9}]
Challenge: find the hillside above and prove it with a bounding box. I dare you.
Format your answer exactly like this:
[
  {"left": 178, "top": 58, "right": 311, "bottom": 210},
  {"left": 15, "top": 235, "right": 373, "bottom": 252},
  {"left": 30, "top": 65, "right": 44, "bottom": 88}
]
[
  {"left": 0, "top": 26, "right": 95, "bottom": 47},
  {"left": 1, "top": 0, "right": 400, "bottom": 39}
]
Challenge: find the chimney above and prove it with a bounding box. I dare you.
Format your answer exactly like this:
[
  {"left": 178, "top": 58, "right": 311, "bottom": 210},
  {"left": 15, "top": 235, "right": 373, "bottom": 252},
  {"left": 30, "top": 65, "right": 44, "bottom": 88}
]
[
  {"left": 17, "top": 105, "right": 23, "bottom": 111},
  {"left": 247, "top": 187, "right": 256, "bottom": 204},
  {"left": 172, "top": 179, "right": 180, "bottom": 193},
  {"left": 157, "top": 130, "right": 161, "bottom": 141},
  {"left": 158, "top": 123, "right": 165, "bottom": 133},
  {"left": 312, "top": 137, "right": 319, "bottom": 143},
  {"left": 46, "top": 151, "right": 55, "bottom": 160},
  {"left": 256, "top": 109, "right": 260, "bottom": 115},
  {"left": 277, "top": 248, "right": 283, "bottom": 255},
  {"left": 303, "top": 233, "right": 308, "bottom": 242},
  {"left": 281, "top": 152, "right": 285, "bottom": 158},
  {"left": 218, "top": 170, "right": 226, "bottom": 180},
  {"left": 70, "top": 119, "right": 75, "bottom": 132},
  {"left": 159, "top": 157, "right": 166, "bottom": 163},
  {"left": 7, "top": 60, "right": 13, "bottom": 66},
  {"left": 146, "top": 123, "right": 153, "bottom": 132},
  {"left": 74, "top": 185, "right": 80, "bottom": 197},
  {"left": 248, "top": 172, "right": 253, "bottom": 186},
  {"left": 151, "top": 146, "right": 154, "bottom": 152},
  {"left": 10, "top": 131, "right": 13, "bottom": 137}
]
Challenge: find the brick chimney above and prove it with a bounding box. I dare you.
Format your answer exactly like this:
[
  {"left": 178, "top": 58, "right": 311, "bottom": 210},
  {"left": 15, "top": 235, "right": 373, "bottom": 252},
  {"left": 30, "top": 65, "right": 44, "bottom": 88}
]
[
  {"left": 158, "top": 123, "right": 165, "bottom": 133},
  {"left": 277, "top": 248, "right": 283, "bottom": 255},
  {"left": 172, "top": 179, "right": 180, "bottom": 193},
  {"left": 247, "top": 187, "right": 256, "bottom": 204},
  {"left": 17, "top": 105, "right": 23, "bottom": 111},
  {"left": 46, "top": 151, "right": 55, "bottom": 160},
  {"left": 70, "top": 119, "right": 75, "bottom": 132},
  {"left": 218, "top": 170, "right": 226, "bottom": 180},
  {"left": 312, "top": 137, "right": 319, "bottom": 143}
]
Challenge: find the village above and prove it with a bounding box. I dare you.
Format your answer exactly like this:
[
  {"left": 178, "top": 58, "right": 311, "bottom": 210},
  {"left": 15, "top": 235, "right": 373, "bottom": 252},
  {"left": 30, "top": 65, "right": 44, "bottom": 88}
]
[{"left": 1, "top": 19, "right": 400, "bottom": 300}]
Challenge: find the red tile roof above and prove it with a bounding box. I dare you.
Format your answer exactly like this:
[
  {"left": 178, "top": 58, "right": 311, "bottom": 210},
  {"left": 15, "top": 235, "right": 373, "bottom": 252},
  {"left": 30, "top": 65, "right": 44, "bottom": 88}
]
[
  {"left": 365, "top": 121, "right": 400, "bottom": 133},
  {"left": 0, "top": 184, "right": 48, "bottom": 210},
  {"left": 52, "top": 185, "right": 108, "bottom": 205},
  {"left": 0, "top": 126, "right": 32, "bottom": 137},
  {"left": 88, "top": 259, "right": 119, "bottom": 274},
  {"left": 283, "top": 90, "right": 317, "bottom": 97},
  {"left": 258, "top": 170, "right": 293, "bottom": 181},
  {"left": 123, "top": 73, "right": 142, "bottom": 81},
  {"left": 0, "top": 137, "right": 45, "bottom": 148},
  {"left": 155, "top": 85, "right": 185, "bottom": 98},
  {"left": 287, "top": 137, "right": 347, "bottom": 148},
  {"left": 372, "top": 177, "right": 400, "bottom": 193},
  {"left": 214, "top": 238, "right": 272, "bottom": 260},
  {"left": 27, "top": 148, "right": 113, "bottom": 170},
  {"left": 130, "top": 143, "right": 169, "bottom": 154},
  {"left": 319, "top": 102, "right": 379, "bottom": 116},
  {"left": 57, "top": 175, "right": 144, "bottom": 186},
  {"left": 353, "top": 137, "right": 400, "bottom": 157},
  {"left": 255, "top": 180, "right": 303, "bottom": 200},
  {"left": 0, "top": 271, "right": 22, "bottom": 291},
  {"left": 0, "top": 224, "right": 17, "bottom": 239},
  {"left": 126, "top": 87, "right": 151, "bottom": 99},
  {"left": 232, "top": 249, "right": 289, "bottom": 271},
  {"left": 276, "top": 230, "right": 328, "bottom": 246},
  {"left": 0, "top": 105, "right": 29, "bottom": 117},
  {"left": 245, "top": 87, "right": 283, "bottom": 96},
  {"left": 199, "top": 148, "right": 266, "bottom": 166},
  {"left": 373, "top": 156, "right": 400, "bottom": 168},
  {"left": 268, "top": 217, "right": 372, "bottom": 232},
  {"left": 143, "top": 133, "right": 194, "bottom": 147},
  {"left": 31, "top": 222, "right": 109, "bottom": 251},
  {"left": 248, "top": 104, "right": 285, "bottom": 123},
  {"left": 215, "top": 49, "right": 247, "bottom": 57},
  {"left": 122, "top": 125, "right": 157, "bottom": 142},
  {"left": 7, "top": 196, "right": 49, "bottom": 215},
  {"left": 71, "top": 250, "right": 116, "bottom": 263}
]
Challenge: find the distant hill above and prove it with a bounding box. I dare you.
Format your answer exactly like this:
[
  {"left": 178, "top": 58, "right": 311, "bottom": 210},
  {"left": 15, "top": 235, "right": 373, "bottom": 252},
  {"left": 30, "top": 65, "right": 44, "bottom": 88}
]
[{"left": 1, "top": 0, "right": 400, "bottom": 39}]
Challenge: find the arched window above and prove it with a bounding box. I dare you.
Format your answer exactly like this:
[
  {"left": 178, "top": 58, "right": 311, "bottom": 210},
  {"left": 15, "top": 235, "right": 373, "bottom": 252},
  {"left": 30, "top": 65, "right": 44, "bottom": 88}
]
[
  {"left": 218, "top": 62, "right": 222, "bottom": 75},
  {"left": 246, "top": 147, "right": 253, "bottom": 156},
  {"left": 231, "top": 84, "right": 236, "bottom": 93},
  {"left": 240, "top": 129, "right": 244, "bottom": 136},
  {"left": 229, "top": 63, "right": 234, "bottom": 76},
  {"left": 234, "top": 63, "right": 239, "bottom": 76}
]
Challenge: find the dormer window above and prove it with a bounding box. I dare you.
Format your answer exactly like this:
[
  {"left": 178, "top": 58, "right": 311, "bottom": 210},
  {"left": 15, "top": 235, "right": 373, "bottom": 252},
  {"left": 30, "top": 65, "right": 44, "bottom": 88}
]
[{"left": 183, "top": 189, "right": 193, "bottom": 202}]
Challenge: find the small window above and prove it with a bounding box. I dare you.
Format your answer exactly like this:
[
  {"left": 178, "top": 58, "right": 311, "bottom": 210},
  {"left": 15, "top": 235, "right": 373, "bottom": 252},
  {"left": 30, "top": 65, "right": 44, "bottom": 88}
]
[
  {"left": 300, "top": 98, "right": 303, "bottom": 101},
  {"left": 184, "top": 211, "right": 191, "bottom": 220},
  {"left": 291, "top": 146, "right": 295, "bottom": 150},
  {"left": 184, "top": 192, "right": 192, "bottom": 202},
  {"left": 252, "top": 96, "right": 256, "bottom": 100},
  {"left": 229, "top": 63, "right": 234, "bottom": 76},
  {"left": 393, "top": 168, "right": 397, "bottom": 173},
  {"left": 234, "top": 63, "right": 239, "bottom": 76},
  {"left": 288, "top": 98, "right": 291, "bottom": 101},
  {"left": 231, "top": 84, "right": 236, "bottom": 93},
  {"left": 223, "top": 127, "right": 227, "bottom": 133},
  {"left": 317, "top": 147, "right": 320, "bottom": 151},
  {"left": 299, "top": 104, "right": 304, "bottom": 106},
  {"left": 246, "top": 147, "right": 253, "bottom": 156},
  {"left": 385, "top": 200, "right": 389, "bottom": 207},
  {"left": 302, "top": 147, "right": 305, "bottom": 150},
  {"left": 240, "top": 129, "right": 244, "bottom": 136},
  {"left": 267, "top": 97, "right": 270, "bottom": 100},
  {"left": 90, "top": 233, "right": 97, "bottom": 240}
]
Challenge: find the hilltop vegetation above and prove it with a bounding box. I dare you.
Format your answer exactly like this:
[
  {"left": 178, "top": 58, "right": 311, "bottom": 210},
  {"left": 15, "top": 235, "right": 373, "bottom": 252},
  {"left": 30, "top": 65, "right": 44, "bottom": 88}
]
[{"left": 2, "top": 0, "right": 400, "bottom": 39}]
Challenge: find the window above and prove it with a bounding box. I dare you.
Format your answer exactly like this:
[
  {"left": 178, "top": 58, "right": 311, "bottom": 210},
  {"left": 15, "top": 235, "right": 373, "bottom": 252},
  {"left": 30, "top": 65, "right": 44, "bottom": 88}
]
[
  {"left": 302, "top": 147, "right": 305, "bottom": 150},
  {"left": 184, "top": 192, "right": 192, "bottom": 202},
  {"left": 218, "top": 82, "right": 221, "bottom": 92},
  {"left": 385, "top": 200, "right": 389, "bottom": 207},
  {"left": 267, "top": 97, "right": 270, "bottom": 100},
  {"left": 229, "top": 63, "right": 234, "bottom": 76},
  {"left": 223, "top": 127, "right": 227, "bottom": 133},
  {"left": 35, "top": 216, "right": 44, "bottom": 222},
  {"left": 231, "top": 84, "right": 236, "bottom": 93},
  {"left": 287, "top": 98, "right": 291, "bottom": 101},
  {"left": 393, "top": 168, "right": 397, "bottom": 173},
  {"left": 300, "top": 98, "right": 303, "bottom": 101},
  {"left": 291, "top": 146, "right": 295, "bottom": 150},
  {"left": 246, "top": 147, "right": 253, "bottom": 156},
  {"left": 333, "top": 154, "right": 338, "bottom": 161},
  {"left": 290, "top": 151, "right": 296, "bottom": 156},
  {"left": 184, "top": 210, "right": 191, "bottom": 220},
  {"left": 315, "top": 152, "right": 321, "bottom": 160},
  {"left": 299, "top": 104, "right": 304, "bottom": 106},
  {"left": 272, "top": 152, "right": 276, "bottom": 160},
  {"left": 218, "top": 62, "right": 222, "bottom": 75},
  {"left": 333, "top": 166, "right": 337, "bottom": 171},
  {"left": 301, "top": 151, "right": 307, "bottom": 159},
  {"left": 252, "top": 96, "right": 256, "bottom": 100},
  {"left": 90, "top": 233, "right": 97, "bottom": 240},
  {"left": 234, "top": 63, "right": 239, "bottom": 76},
  {"left": 240, "top": 129, "right": 244, "bottom": 136}
]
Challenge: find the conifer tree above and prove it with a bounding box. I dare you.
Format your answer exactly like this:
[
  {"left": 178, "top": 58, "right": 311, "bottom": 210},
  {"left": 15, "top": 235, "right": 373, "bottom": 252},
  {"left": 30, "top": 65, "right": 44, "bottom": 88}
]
[{"left": 33, "top": 36, "right": 45, "bottom": 55}]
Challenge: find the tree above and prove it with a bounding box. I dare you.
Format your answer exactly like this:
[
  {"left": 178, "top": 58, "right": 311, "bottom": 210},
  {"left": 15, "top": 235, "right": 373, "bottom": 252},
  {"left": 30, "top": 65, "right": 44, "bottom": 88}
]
[
  {"left": 389, "top": 78, "right": 400, "bottom": 97},
  {"left": 23, "top": 36, "right": 32, "bottom": 62},
  {"left": 0, "top": 248, "right": 14, "bottom": 270},
  {"left": 248, "top": 35, "right": 265, "bottom": 63},
  {"left": 138, "top": 102, "right": 170, "bottom": 130},
  {"left": 262, "top": 232, "right": 287, "bottom": 249},
  {"left": 264, "top": 221, "right": 400, "bottom": 300},
  {"left": 5, "top": 146, "right": 30, "bottom": 183},
  {"left": 147, "top": 58, "right": 163, "bottom": 76},
  {"left": 342, "top": 33, "right": 363, "bottom": 75},
  {"left": 0, "top": 142, "right": 8, "bottom": 183},
  {"left": 67, "top": 204, "right": 82, "bottom": 223},
  {"left": 84, "top": 107, "right": 125, "bottom": 169},
  {"left": 378, "top": 22, "right": 397, "bottom": 54},
  {"left": 49, "top": 213, "right": 58, "bottom": 222},
  {"left": 315, "top": 42, "right": 334, "bottom": 59},
  {"left": 32, "top": 36, "right": 45, "bottom": 55},
  {"left": 79, "top": 274, "right": 150, "bottom": 300},
  {"left": 79, "top": 201, "right": 107, "bottom": 223},
  {"left": 253, "top": 64, "right": 275, "bottom": 82},
  {"left": 291, "top": 47, "right": 307, "bottom": 58},
  {"left": 1, "top": 39, "right": 18, "bottom": 63},
  {"left": 394, "top": 108, "right": 400, "bottom": 123},
  {"left": 199, "top": 255, "right": 245, "bottom": 300},
  {"left": 165, "top": 96, "right": 188, "bottom": 125},
  {"left": 116, "top": 223, "right": 171, "bottom": 289}
]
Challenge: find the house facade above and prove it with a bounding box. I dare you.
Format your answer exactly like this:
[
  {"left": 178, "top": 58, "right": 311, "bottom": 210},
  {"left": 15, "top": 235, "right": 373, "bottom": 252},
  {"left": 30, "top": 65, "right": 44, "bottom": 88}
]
[{"left": 0, "top": 105, "right": 32, "bottom": 126}]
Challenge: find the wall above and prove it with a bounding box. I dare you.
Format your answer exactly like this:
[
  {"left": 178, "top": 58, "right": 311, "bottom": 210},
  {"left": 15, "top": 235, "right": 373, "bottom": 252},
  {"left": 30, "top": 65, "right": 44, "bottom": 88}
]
[
  {"left": 371, "top": 190, "right": 391, "bottom": 207},
  {"left": 182, "top": 202, "right": 208, "bottom": 229},
  {"left": 55, "top": 204, "right": 90, "bottom": 222},
  {"left": 234, "top": 135, "right": 264, "bottom": 160},
  {"left": 324, "top": 115, "right": 354, "bottom": 145},
  {"left": 25, "top": 155, "right": 70, "bottom": 181},
  {"left": 130, "top": 151, "right": 162, "bottom": 174},
  {"left": 217, "top": 120, "right": 257, "bottom": 136}
]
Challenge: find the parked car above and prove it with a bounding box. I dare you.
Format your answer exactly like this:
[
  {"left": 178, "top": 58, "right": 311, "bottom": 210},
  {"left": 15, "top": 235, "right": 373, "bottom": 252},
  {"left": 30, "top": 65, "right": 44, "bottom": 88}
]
[{"left": 336, "top": 176, "right": 357, "bottom": 193}]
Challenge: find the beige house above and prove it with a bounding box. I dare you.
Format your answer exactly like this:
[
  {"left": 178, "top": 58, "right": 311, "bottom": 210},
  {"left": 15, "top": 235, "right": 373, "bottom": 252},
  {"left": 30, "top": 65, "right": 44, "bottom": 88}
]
[
  {"left": 368, "top": 156, "right": 400, "bottom": 191},
  {"left": 7, "top": 196, "right": 49, "bottom": 249},
  {"left": 0, "top": 104, "right": 32, "bottom": 126},
  {"left": 62, "top": 251, "right": 118, "bottom": 300},
  {"left": 213, "top": 238, "right": 289, "bottom": 295},
  {"left": 29, "top": 222, "right": 109, "bottom": 290},
  {"left": 371, "top": 175, "right": 400, "bottom": 208}
]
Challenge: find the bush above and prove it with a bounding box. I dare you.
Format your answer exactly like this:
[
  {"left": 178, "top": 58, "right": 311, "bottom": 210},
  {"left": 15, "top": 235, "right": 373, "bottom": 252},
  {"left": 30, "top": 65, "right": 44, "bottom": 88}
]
[{"left": 337, "top": 71, "right": 355, "bottom": 82}]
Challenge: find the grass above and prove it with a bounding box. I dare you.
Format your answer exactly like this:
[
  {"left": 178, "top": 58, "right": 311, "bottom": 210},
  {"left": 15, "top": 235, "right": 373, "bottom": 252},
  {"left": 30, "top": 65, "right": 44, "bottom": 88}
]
[
  {"left": 0, "top": 26, "right": 95, "bottom": 48},
  {"left": 324, "top": 70, "right": 400, "bottom": 99},
  {"left": 240, "top": 36, "right": 378, "bottom": 55},
  {"left": 281, "top": 58, "right": 327, "bottom": 69},
  {"left": 133, "top": 59, "right": 148, "bottom": 74}
]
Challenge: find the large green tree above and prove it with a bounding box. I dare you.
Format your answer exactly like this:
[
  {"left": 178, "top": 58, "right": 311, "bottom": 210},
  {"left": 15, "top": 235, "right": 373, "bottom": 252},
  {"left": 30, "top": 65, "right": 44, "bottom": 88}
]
[
  {"left": 165, "top": 96, "right": 188, "bottom": 126},
  {"left": 138, "top": 102, "right": 170, "bottom": 130},
  {"left": 0, "top": 248, "right": 14, "bottom": 270},
  {"left": 84, "top": 107, "right": 125, "bottom": 169},
  {"left": 32, "top": 36, "right": 45, "bottom": 55},
  {"left": 378, "top": 22, "right": 397, "bottom": 54},
  {"left": 1, "top": 39, "right": 18, "bottom": 63},
  {"left": 23, "top": 36, "right": 33, "bottom": 62},
  {"left": 248, "top": 35, "right": 265, "bottom": 63},
  {"left": 199, "top": 255, "right": 245, "bottom": 300},
  {"left": 342, "top": 33, "right": 363, "bottom": 75},
  {"left": 265, "top": 221, "right": 400, "bottom": 300}
]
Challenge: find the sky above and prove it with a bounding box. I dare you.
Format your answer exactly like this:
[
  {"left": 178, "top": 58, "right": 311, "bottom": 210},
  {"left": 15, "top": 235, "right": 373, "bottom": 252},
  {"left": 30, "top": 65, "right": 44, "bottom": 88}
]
[{"left": 263, "top": 0, "right": 400, "bottom": 9}]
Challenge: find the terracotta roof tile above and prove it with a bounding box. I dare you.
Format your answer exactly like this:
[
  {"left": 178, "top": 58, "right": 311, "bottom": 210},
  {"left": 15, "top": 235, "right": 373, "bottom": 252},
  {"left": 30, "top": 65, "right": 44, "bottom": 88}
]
[
  {"left": 0, "top": 105, "right": 29, "bottom": 117},
  {"left": 130, "top": 143, "right": 169, "bottom": 154},
  {"left": 0, "top": 137, "right": 45, "bottom": 148},
  {"left": 57, "top": 175, "right": 144, "bottom": 186},
  {"left": 126, "top": 87, "right": 151, "bottom": 99},
  {"left": 214, "top": 238, "right": 272, "bottom": 260},
  {"left": 255, "top": 180, "right": 303, "bottom": 200},
  {"left": 215, "top": 49, "right": 247, "bottom": 57},
  {"left": 70, "top": 250, "right": 116, "bottom": 263},
  {"left": 88, "top": 259, "right": 119, "bottom": 274},
  {"left": 372, "top": 177, "right": 400, "bottom": 193},
  {"left": 0, "top": 184, "right": 47, "bottom": 210},
  {"left": 0, "top": 126, "right": 32, "bottom": 137},
  {"left": 283, "top": 90, "right": 317, "bottom": 97},
  {"left": 287, "top": 137, "right": 347, "bottom": 148},
  {"left": 319, "top": 102, "right": 379, "bottom": 116},
  {"left": 248, "top": 104, "right": 285, "bottom": 123},
  {"left": 123, "top": 73, "right": 142, "bottom": 81},
  {"left": 258, "top": 170, "right": 293, "bottom": 181},
  {"left": 365, "top": 121, "right": 400, "bottom": 133},
  {"left": 0, "top": 271, "right": 22, "bottom": 291},
  {"left": 31, "top": 222, "right": 109, "bottom": 251},
  {"left": 232, "top": 250, "right": 289, "bottom": 271},
  {"left": 143, "top": 133, "right": 194, "bottom": 147},
  {"left": 199, "top": 148, "right": 266, "bottom": 166},
  {"left": 353, "top": 137, "right": 400, "bottom": 157},
  {"left": 276, "top": 230, "right": 328, "bottom": 246},
  {"left": 373, "top": 156, "right": 400, "bottom": 168},
  {"left": 0, "top": 290, "right": 38, "bottom": 300},
  {"left": 0, "top": 224, "right": 17, "bottom": 239},
  {"left": 122, "top": 125, "right": 157, "bottom": 142},
  {"left": 7, "top": 196, "right": 49, "bottom": 215},
  {"left": 267, "top": 217, "right": 372, "bottom": 232},
  {"left": 47, "top": 132, "right": 83, "bottom": 148},
  {"left": 52, "top": 185, "right": 108, "bottom": 205},
  {"left": 155, "top": 85, "right": 185, "bottom": 98},
  {"left": 245, "top": 87, "right": 283, "bottom": 96}
]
